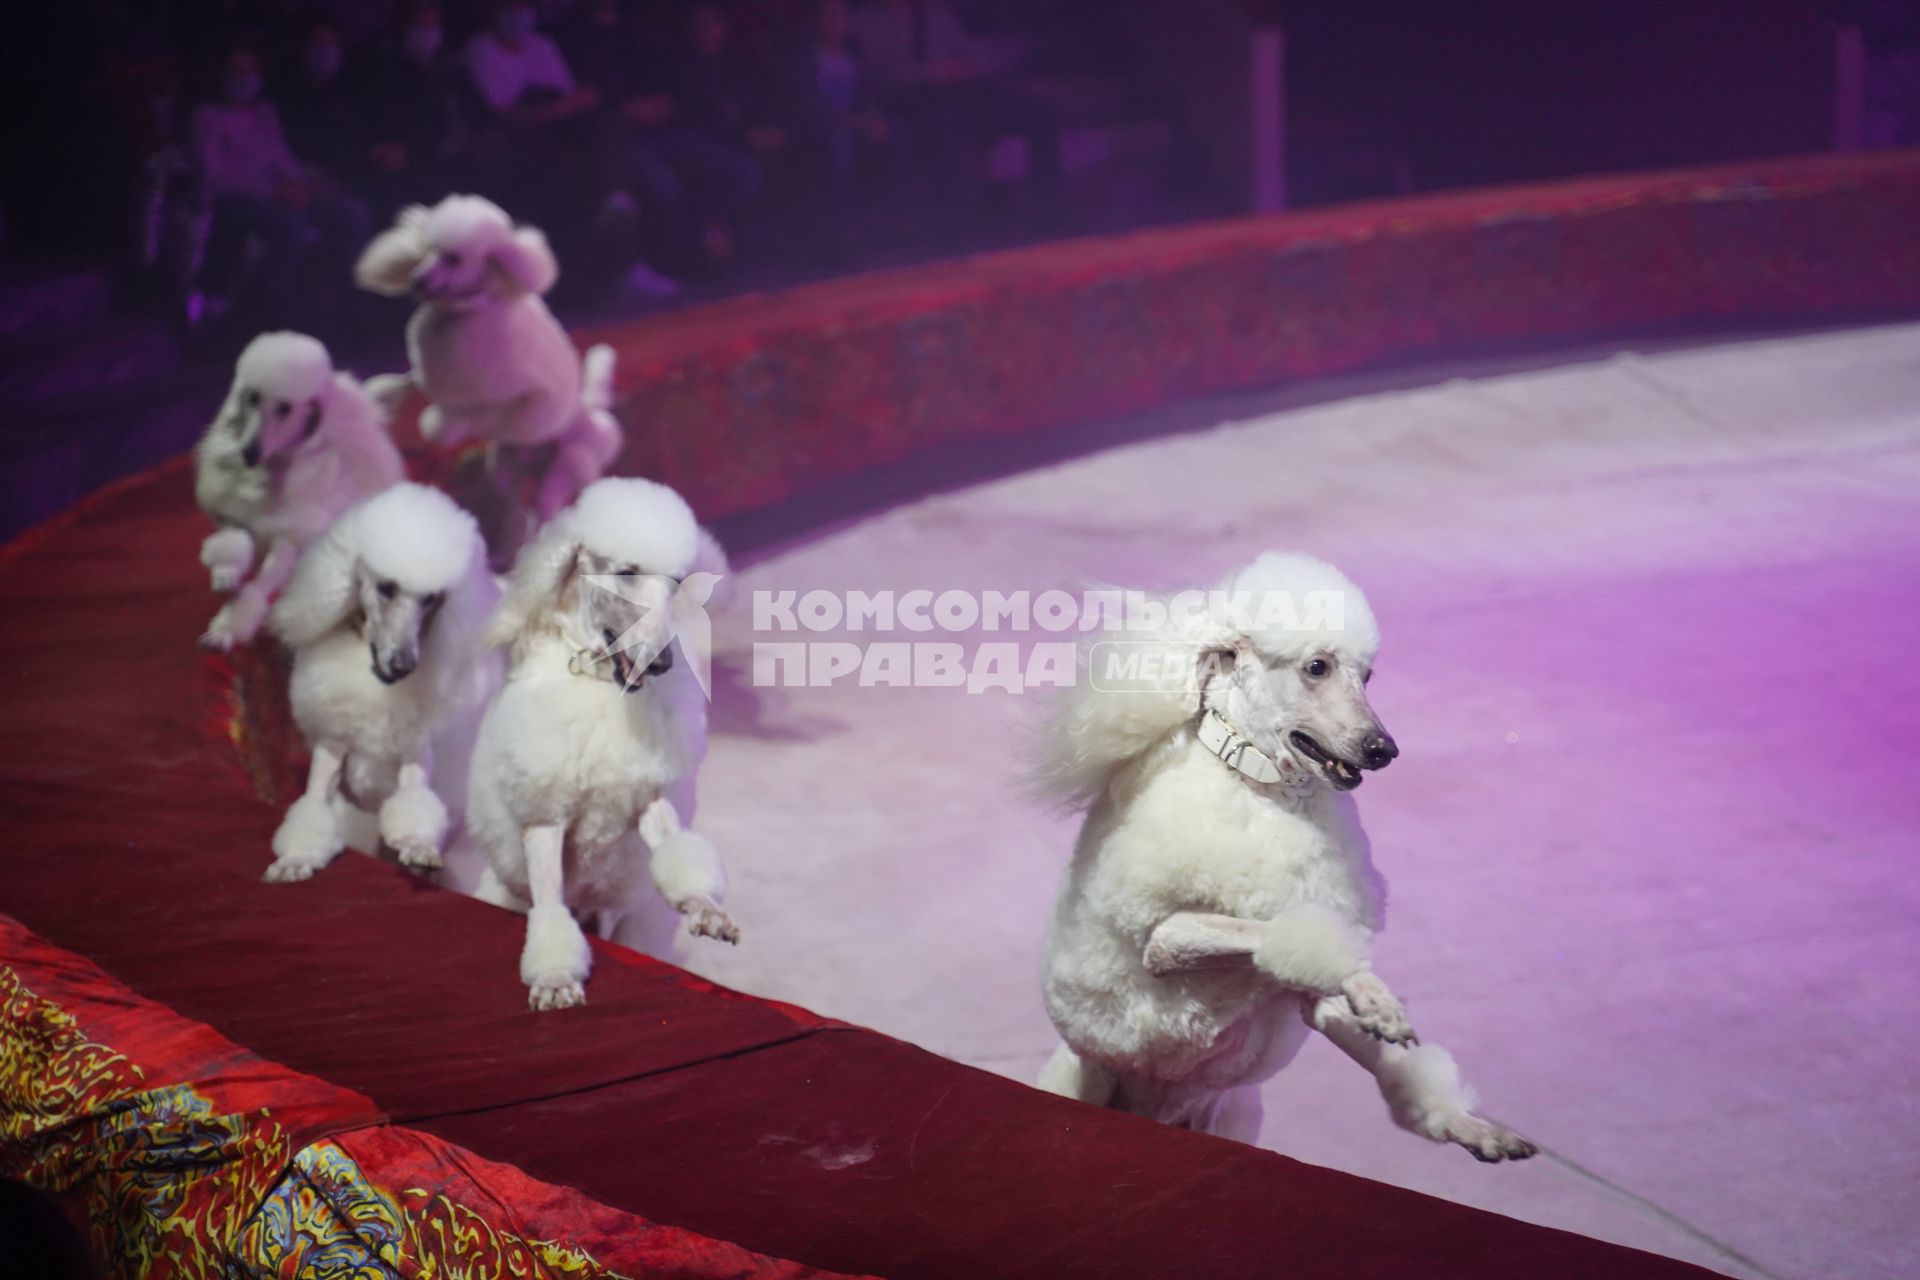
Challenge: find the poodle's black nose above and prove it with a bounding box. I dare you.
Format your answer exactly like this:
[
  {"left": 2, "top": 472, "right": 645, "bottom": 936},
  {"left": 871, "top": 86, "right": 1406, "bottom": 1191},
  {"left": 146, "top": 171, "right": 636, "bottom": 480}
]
[
  {"left": 1361, "top": 732, "right": 1399, "bottom": 769},
  {"left": 374, "top": 653, "right": 417, "bottom": 684},
  {"left": 240, "top": 438, "right": 262, "bottom": 467}
]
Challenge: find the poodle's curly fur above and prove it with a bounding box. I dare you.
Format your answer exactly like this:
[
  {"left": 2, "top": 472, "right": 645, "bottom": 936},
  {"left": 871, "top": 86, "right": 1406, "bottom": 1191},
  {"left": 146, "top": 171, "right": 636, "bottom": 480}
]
[
  {"left": 1032, "top": 552, "right": 1535, "bottom": 1161},
  {"left": 262, "top": 483, "right": 500, "bottom": 884},
  {"left": 194, "top": 332, "right": 404, "bottom": 649},
  {"left": 355, "top": 196, "right": 622, "bottom": 546},
  {"left": 466, "top": 477, "right": 738, "bottom": 1011}
]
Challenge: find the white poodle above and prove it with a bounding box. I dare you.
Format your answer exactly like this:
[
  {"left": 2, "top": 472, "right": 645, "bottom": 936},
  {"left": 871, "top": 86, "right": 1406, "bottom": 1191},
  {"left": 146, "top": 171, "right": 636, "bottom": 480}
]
[
  {"left": 353, "top": 196, "right": 622, "bottom": 540},
  {"left": 468, "top": 476, "right": 737, "bottom": 1011},
  {"left": 195, "top": 332, "right": 405, "bottom": 649},
  {"left": 263, "top": 483, "right": 500, "bottom": 884},
  {"left": 1033, "top": 552, "right": 1536, "bottom": 1162}
]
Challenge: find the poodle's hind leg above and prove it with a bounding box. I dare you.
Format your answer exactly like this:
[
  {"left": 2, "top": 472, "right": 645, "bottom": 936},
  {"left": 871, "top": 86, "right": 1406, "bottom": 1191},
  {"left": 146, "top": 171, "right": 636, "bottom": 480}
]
[
  {"left": 1309, "top": 996, "right": 1537, "bottom": 1163},
  {"left": 267, "top": 745, "right": 346, "bottom": 882},
  {"left": 378, "top": 760, "right": 449, "bottom": 871},
  {"left": 520, "top": 823, "right": 591, "bottom": 1011},
  {"left": 1204, "top": 1084, "right": 1265, "bottom": 1145},
  {"left": 533, "top": 414, "right": 616, "bottom": 522},
  {"left": 639, "top": 798, "right": 739, "bottom": 944},
  {"left": 473, "top": 864, "right": 529, "bottom": 912},
  {"left": 1036, "top": 1042, "right": 1115, "bottom": 1107}
]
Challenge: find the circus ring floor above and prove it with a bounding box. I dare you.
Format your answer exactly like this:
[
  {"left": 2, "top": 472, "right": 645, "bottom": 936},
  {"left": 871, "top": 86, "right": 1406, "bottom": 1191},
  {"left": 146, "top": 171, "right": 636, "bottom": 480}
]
[
  {"left": 686, "top": 321, "right": 1920, "bottom": 1280},
  {"left": 7, "top": 153, "right": 1919, "bottom": 1280}
]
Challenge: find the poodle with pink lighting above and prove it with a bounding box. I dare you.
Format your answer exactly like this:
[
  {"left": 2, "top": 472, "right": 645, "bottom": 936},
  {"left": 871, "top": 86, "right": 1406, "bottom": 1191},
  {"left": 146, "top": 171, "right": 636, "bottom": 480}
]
[
  {"left": 355, "top": 195, "right": 622, "bottom": 558},
  {"left": 1034, "top": 552, "right": 1536, "bottom": 1161}
]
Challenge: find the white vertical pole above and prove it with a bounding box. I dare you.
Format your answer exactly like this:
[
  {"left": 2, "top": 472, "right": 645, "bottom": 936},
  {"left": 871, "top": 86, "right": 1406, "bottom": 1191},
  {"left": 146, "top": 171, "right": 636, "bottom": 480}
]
[{"left": 1251, "top": 26, "right": 1286, "bottom": 212}]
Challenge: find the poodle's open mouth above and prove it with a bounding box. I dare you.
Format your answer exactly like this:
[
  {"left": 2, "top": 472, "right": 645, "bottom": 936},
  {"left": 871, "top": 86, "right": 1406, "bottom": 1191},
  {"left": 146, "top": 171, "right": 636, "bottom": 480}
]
[
  {"left": 604, "top": 630, "right": 673, "bottom": 693},
  {"left": 1289, "top": 730, "right": 1363, "bottom": 791}
]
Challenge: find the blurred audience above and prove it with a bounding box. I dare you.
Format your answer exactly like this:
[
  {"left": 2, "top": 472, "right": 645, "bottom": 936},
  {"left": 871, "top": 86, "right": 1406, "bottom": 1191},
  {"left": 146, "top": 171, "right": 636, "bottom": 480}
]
[
  {"left": 853, "top": 0, "right": 1061, "bottom": 229},
  {"left": 560, "top": 0, "right": 758, "bottom": 282},
  {"left": 781, "top": 0, "right": 908, "bottom": 262},
  {"left": 189, "top": 41, "right": 370, "bottom": 331},
  {"left": 356, "top": 2, "right": 467, "bottom": 216},
  {"left": 25, "top": 0, "right": 1090, "bottom": 340}
]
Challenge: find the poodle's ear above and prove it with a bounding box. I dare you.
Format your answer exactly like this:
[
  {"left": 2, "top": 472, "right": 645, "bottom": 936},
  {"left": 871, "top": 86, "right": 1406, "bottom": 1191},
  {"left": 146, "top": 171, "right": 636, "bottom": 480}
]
[
  {"left": 485, "top": 513, "right": 580, "bottom": 653},
  {"left": 488, "top": 225, "right": 559, "bottom": 297},
  {"left": 269, "top": 516, "right": 361, "bottom": 648},
  {"left": 323, "top": 373, "right": 406, "bottom": 493},
  {"left": 354, "top": 206, "right": 431, "bottom": 296},
  {"left": 424, "top": 529, "right": 503, "bottom": 710}
]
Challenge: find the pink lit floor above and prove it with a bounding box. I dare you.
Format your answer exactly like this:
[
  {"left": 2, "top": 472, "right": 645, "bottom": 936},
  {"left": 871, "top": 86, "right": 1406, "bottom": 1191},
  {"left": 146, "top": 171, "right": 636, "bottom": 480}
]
[{"left": 676, "top": 323, "right": 1920, "bottom": 1280}]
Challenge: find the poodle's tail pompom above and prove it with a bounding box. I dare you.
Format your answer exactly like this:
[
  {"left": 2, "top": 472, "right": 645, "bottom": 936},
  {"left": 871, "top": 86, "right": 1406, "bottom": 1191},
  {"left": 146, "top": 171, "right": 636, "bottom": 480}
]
[
  {"left": 582, "top": 344, "right": 617, "bottom": 414},
  {"left": 269, "top": 515, "right": 362, "bottom": 649},
  {"left": 355, "top": 204, "right": 431, "bottom": 297},
  {"left": 577, "top": 344, "right": 624, "bottom": 472}
]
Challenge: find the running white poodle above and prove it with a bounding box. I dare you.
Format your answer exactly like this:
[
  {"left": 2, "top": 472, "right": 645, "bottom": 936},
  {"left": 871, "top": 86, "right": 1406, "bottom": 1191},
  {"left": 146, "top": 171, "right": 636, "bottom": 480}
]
[
  {"left": 263, "top": 483, "right": 500, "bottom": 883},
  {"left": 1033, "top": 552, "right": 1536, "bottom": 1162},
  {"left": 195, "top": 332, "right": 405, "bottom": 650},
  {"left": 468, "top": 476, "right": 736, "bottom": 1011},
  {"left": 354, "top": 196, "right": 621, "bottom": 549}
]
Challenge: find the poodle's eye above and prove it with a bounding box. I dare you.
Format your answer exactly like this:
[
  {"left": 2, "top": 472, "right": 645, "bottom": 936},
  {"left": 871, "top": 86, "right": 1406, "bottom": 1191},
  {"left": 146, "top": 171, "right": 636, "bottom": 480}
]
[
  {"left": 424, "top": 591, "right": 445, "bottom": 607},
  {"left": 1363, "top": 668, "right": 1373, "bottom": 686},
  {"left": 242, "top": 389, "right": 261, "bottom": 407},
  {"left": 277, "top": 400, "right": 292, "bottom": 417},
  {"left": 1304, "top": 657, "right": 1332, "bottom": 679},
  {"left": 377, "top": 580, "right": 398, "bottom": 599},
  {"left": 443, "top": 251, "right": 462, "bottom": 267}
]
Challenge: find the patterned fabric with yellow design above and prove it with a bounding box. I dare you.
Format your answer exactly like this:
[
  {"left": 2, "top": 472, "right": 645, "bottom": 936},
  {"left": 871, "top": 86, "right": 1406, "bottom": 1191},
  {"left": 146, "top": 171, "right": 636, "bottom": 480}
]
[{"left": 1, "top": 918, "right": 854, "bottom": 1280}]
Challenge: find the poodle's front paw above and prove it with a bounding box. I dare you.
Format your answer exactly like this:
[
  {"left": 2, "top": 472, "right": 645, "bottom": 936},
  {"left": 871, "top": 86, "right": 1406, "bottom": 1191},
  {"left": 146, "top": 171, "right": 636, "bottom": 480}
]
[
  {"left": 378, "top": 770, "right": 448, "bottom": 872},
  {"left": 527, "top": 973, "right": 586, "bottom": 1011},
  {"left": 1342, "top": 971, "right": 1417, "bottom": 1045},
  {"left": 269, "top": 795, "right": 342, "bottom": 879},
  {"left": 209, "top": 564, "right": 243, "bottom": 593},
  {"left": 201, "top": 594, "right": 266, "bottom": 650},
  {"left": 1440, "top": 1113, "right": 1538, "bottom": 1164},
  {"left": 521, "top": 903, "right": 590, "bottom": 1012},
  {"left": 391, "top": 838, "right": 443, "bottom": 871},
  {"left": 681, "top": 897, "right": 740, "bottom": 945},
  {"left": 263, "top": 857, "right": 321, "bottom": 883}
]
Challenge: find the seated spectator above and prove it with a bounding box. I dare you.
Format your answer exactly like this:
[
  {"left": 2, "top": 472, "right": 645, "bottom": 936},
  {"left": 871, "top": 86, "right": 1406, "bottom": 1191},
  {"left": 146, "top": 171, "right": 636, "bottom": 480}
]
[
  {"left": 777, "top": 0, "right": 908, "bottom": 262},
  {"left": 189, "top": 42, "right": 371, "bottom": 330},
  {"left": 357, "top": 1, "right": 467, "bottom": 216},
  {"left": 674, "top": 2, "right": 792, "bottom": 167},
  {"left": 460, "top": 0, "right": 602, "bottom": 235},
  {"left": 851, "top": 0, "right": 1061, "bottom": 231},
  {"left": 559, "top": 0, "right": 760, "bottom": 276},
  {"left": 279, "top": 17, "right": 367, "bottom": 185}
]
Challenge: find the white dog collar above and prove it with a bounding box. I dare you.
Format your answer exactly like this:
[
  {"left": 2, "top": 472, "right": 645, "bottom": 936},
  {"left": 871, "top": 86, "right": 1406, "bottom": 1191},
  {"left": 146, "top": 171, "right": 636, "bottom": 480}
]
[
  {"left": 1197, "top": 709, "right": 1289, "bottom": 787},
  {"left": 567, "top": 647, "right": 622, "bottom": 685}
]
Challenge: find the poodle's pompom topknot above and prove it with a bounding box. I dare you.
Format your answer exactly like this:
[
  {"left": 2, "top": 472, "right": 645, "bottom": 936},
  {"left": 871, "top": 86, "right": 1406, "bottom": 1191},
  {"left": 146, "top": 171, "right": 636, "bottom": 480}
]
[
  {"left": 571, "top": 477, "right": 700, "bottom": 578},
  {"left": 1212, "top": 552, "right": 1380, "bottom": 664},
  {"left": 354, "top": 484, "right": 484, "bottom": 595},
  {"left": 234, "top": 332, "right": 334, "bottom": 404}
]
